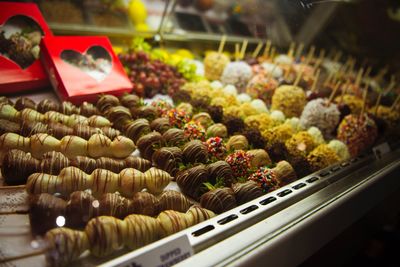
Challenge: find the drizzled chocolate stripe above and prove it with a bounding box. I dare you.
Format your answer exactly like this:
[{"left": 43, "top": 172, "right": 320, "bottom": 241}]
[
  {"left": 44, "top": 206, "right": 214, "bottom": 266},
  {"left": 26, "top": 166, "right": 172, "bottom": 198},
  {"left": 0, "top": 104, "right": 110, "bottom": 128},
  {"left": 30, "top": 190, "right": 192, "bottom": 234},
  {"left": 0, "top": 133, "right": 135, "bottom": 159},
  {"left": 200, "top": 187, "right": 237, "bottom": 214}
]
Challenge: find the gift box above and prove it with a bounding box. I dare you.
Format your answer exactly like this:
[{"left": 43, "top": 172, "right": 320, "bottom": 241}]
[
  {"left": 0, "top": 2, "right": 52, "bottom": 93},
  {"left": 40, "top": 36, "right": 133, "bottom": 104}
]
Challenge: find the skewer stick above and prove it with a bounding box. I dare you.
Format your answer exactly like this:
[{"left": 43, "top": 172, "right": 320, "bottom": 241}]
[
  {"left": 0, "top": 250, "right": 46, "bottom": 264},
  {"left": 314, "top": 48, "right": 325, "bottom": 69},
  {"left": 360, "top": 82, "right": 369, "bottom": 117},
  {"left": 374, "top": 91, "right": 382, "bottom": 116},
  {"left": 355, "top": 68, "right": 364, "bottom": 88},
  {"left": 390, "top": 93, "right": 400, "bottom": 112},
  {"left": 252, "top": 41, "right": 263, "bottom": 58},
  {"left": 0, "top": 185, "right": 26, "bottom": 190},
  {"left": 384, "top": 76, "right": 396, "bottom": 95},
  {"left": 240, "top": 39, "right": 248, "bottom": 60},
  {"left": 263, "top": 39, "right": 272, "bottom": 57},
  {"left": 295, "top": 42, "right": 304, "bottom": 61},
  {"left": 287, "top": 41, "right": 295, "bottom": 57},
  {"left": 235, "top": 43, "right": 240, "bottom": 61},
  {"left": 217, "top": 35, "right": 227, "bottom": 55},
  {"left": 333, "top": 50, "right": 342, "bottom": 62},
  {"left": 364, "top": 66, "right": 372, "bottom": 79},
  {"left": 304, "top": 45, "right": 315, "bottom": 66},
  {"left": 293, "top": 68, "right": 304, "bottom": 87},
  {"left": 339, "top": 80, "right": 350, "bottom": 105},
  {"left": 270, "top": 47, "right": 276, "bottom": 60},
  {"left": 328, "top": 81, "right": 341, "bottom": 105},
  {"left": 311, "top": 68, "right": 321, "bottom": 93}
]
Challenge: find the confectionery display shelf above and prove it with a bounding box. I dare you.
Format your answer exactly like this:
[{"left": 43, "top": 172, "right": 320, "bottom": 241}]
[{"left": 102, "top": 146, "right": 400, "bottom": 266}]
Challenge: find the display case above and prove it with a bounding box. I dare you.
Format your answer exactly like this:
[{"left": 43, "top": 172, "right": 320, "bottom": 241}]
[{"left": 1, "top": 0, "right": 400, "bottom": 267}]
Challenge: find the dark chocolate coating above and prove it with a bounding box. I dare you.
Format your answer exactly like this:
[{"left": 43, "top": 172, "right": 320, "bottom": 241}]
[
  {"left": 97, "top": 94, "right": 120, "bottom": 113},
  {"left": 162, "top": 128, "right": 187, "bottom": 147},
  {"left": 80, "top": 102, "right": 99, "bottom": 117},
  {"left": 0, "top": 119, "right": 20, "bottom": 135},
  {"left": 158, "top": 190, "right": 192, "bottom": 213},
  {"left": 150, "top": 117, "right": 171, "bottom": 134},
  {"left": 131, "top": 105, "right": 158, "bottom": 121},
  {"left": 65, "top": 191, "right": 98, "bottom": 227},
  {"left": 2, "top": 149, "right": 37, "bottom": 185},
  {"left": 37, "top": 99, "right": 59, "bottom": 113},
  {"left": 71, "top": 156, "right": 97, "bottom": 173},
  {"left": 265, "top": 142, "right": 289, "bottom": 162},
  {"left": 29, "top": 193, "right": 67, "bottom": 235},
  {"left": 124, "top": 118, "right": 151, "bottom": 143},
  {"left": 98, "top": 193, "right": 133, "bottom": 218},
  {"left": 72, "top": 124, "right": 102, "bottom": 140},
  {"left": 176, "top": 164, "right": 208, "bottom": 200},
  {"left": 152, "top": 147, "right": 183, "bottom": 177},
  {"left": 131, "top": 191, "right": 159, "bottom": 216},
  {"left": 232, "top": 181, "right": 264, "bottom": 205},
  {"left": 137, "top": 131, "right": 163, "bottom": 160},
  {"left": 120, "top": 94, "right": 141, "bottom": 109},
  {"left": 207, "top": 161, "right": 234, "bottom": 187},
  {"left": 59, "top": 101, "right": 80, "bottom": 115},
  {"left": 14, "top": 97, "right": 36, "bottom": 111},
  {"left": 183, "top": 140, "right": 209, "bottom": 164},
  {"left": 104, "top": 106, "right": 132, "bottom": 130},
  {"left": 200, "top": 187, "right": 237, "bottom": 214}
]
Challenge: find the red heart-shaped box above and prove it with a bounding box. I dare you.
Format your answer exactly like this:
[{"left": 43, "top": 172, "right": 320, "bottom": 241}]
[
  {"left": 41, "top": 36, "right": 133, "bottom": 104},
  {"left": 0, "top": 2, "right": 52, "bottom": 94}
]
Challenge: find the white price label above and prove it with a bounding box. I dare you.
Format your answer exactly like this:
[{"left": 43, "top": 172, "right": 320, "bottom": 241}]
[
  {"left": 102, "top": 234, "right": 194, "bottom": 267},
  {"left": 372, "top": 142, "right": 391, "bottom": 160}
]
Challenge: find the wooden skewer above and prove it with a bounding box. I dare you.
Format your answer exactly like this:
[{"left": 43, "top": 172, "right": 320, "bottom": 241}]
[
  {"left": 355, "top": 68, "right": 364, "bottom": 88},
  {"left": 339, "top": 80, "right": 350, "bottom": 105},
  {"left": 304, "top": 45, "right": 315, "bottom": 66},
  {"left": 293, "top": 68, "right": 304, "bottom": 87},
  {"left": 311, "top": 68, "right": 321, "bottom": 93},
  {"left": 0, "top": 249, "right": 46, "bottom": 264},
  {"left": 217, "top": 35, "right": 227, "bottom": 55},
  {"left": 295, "top": 42, "right": 304, "bottom": 61},
  {"left": 333, "top": 50, "right": 342, "bottom": 62},
  {"left": 0, "top": 210, "right": 29, "bottom": 215},
  {"left": 360, "top": 82, "right": 369, "bottom": 117},
  {"left": 263, "top": 39, "right": 272, "bottom": 57},
  {"left": 235, "top": 43, "right": 240, "bottom": 61},
  {"left": 270, "top": 46, "right": 276, "bottom": 60},
  {"left": 375, "top": 65, "right": 389, "bottom": 81},
  {"left": 374, "top": 91, "right": 383, "bottom": 116},
  {"left": 328, "top": 81, "right": 341, "bottom": 104},
  {"left": 0, "top": 185, "right": 26, "bottom": 190},
  {"left": 240, "top": 39, "right": 248, "bottom": 60},
  {"left": 314, "top": 49, "right": 325, "bottom": 69},
  {"left": 287, "top": 41, "right": 295, "bottom": 57},
  {"left": 384, "top": 76, "right": 396, "bottom": 95},
  {"left": 364, "top": 66, "right": 372, "bottom": 80},
  {"left": 252, "top": 41, "right": 263, "bottom": 58},
  {"left": 390, "top": 93, "right": 400, "bottom": 112}
]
